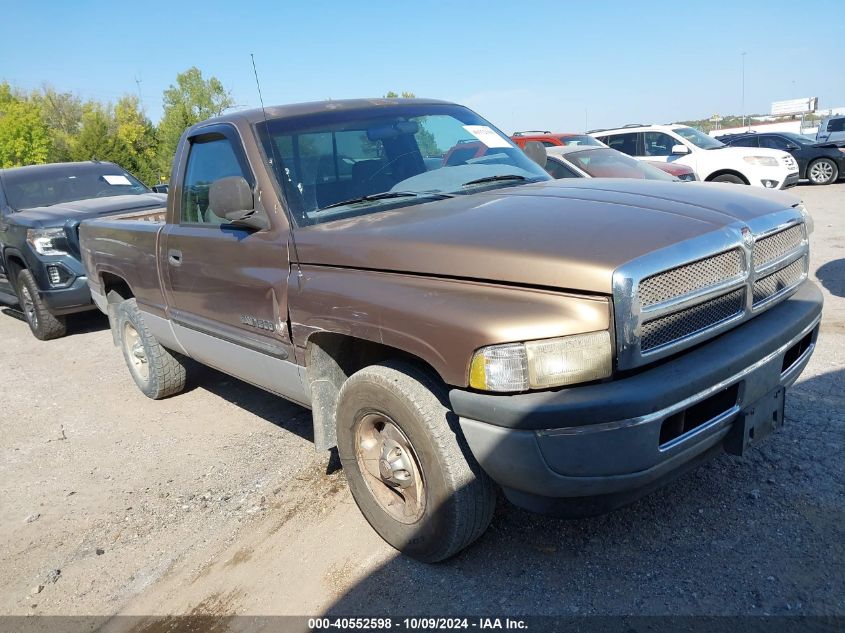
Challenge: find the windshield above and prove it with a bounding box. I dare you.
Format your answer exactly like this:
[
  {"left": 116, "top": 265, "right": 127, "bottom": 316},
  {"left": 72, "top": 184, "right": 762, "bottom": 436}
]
[
  {"left": 562, "top": 148, "right": 676, "bottom": 181},
  {"left": 256, "top": 104, "right": 551, "bottom": 226},
  {"left": 673, "top": 126, "right": 725, "bottom": 150},
  {"left": 559, "top": 135, "right": 604, "bottom": 147},
  {"left": 3, "top": 163, "right": 149, "bottom": 211}
]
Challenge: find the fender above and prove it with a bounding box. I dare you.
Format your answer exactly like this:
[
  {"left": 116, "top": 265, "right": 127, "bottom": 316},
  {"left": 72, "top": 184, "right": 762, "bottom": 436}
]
[{"left": 292, "top": 265, "right": 610, "bottom": 388}]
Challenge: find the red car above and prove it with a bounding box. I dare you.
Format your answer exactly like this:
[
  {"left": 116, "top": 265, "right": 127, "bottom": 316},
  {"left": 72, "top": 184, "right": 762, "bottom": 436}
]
[{"left": 511, "top": 131, "right": 603, "bottom": 149}]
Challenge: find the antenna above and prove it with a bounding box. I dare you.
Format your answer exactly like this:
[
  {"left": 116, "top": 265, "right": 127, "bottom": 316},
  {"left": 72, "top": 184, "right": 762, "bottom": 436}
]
[{"left": 251, "top": 53, "right": 302, "bottom": 277}]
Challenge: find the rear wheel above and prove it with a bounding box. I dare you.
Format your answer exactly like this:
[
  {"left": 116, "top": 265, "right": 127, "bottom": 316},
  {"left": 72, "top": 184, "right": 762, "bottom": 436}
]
[
  {"left": 116, "top": 298, "right": 186, "bottom": 399},
  {"left": 807, "top": 158, "right": 838, "bottom": 185},
  {"left": 710, "top": 173, "right": 746, "bottom": 185},
  {"left": 336, "top": 361, "right": 495, "bottom": 562},
  {"left": 16, "top": 269, "right": 67, "bottom": 340}
]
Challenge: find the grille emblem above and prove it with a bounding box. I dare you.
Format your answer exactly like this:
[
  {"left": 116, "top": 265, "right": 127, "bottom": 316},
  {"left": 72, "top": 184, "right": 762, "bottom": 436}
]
[{"left": 741, "top": 226, "right": 753, "bottom": 246}]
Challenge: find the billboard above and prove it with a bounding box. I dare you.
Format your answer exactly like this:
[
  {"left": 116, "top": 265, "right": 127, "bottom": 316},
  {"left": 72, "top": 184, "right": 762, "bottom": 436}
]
[{"left": 771, "top": 97, "right": 818, "bottom": 116}]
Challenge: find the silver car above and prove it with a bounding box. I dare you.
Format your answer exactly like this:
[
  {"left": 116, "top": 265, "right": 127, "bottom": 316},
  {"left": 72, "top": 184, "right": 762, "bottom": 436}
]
[{"left": 816, "top": 115, "right": 845, "bottom": 144}]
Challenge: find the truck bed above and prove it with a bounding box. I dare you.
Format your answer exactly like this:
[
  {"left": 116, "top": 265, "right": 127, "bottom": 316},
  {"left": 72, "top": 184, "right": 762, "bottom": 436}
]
[{"left": 79, "top": 208, "right": 168, "bottom": 315}]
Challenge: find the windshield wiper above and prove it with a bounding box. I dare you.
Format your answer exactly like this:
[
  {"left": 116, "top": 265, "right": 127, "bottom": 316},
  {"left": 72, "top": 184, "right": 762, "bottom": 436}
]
[
  {"left": 319, "top": 191, "right": 452, "bottom": 211},
  {"left": 461, "top": 174, "right": 531, "bottom": 187}
]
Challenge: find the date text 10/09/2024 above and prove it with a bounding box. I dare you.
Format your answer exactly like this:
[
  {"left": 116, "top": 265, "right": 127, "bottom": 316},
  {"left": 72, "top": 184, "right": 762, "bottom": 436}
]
[{"left": 308, "top": 618, "right": 529, "bottom": 630}]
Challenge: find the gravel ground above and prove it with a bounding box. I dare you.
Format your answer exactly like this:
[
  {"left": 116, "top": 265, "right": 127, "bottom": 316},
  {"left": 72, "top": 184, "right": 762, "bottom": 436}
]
[{"left": 0, "top": 182, "right": 842, "bottom": 622}]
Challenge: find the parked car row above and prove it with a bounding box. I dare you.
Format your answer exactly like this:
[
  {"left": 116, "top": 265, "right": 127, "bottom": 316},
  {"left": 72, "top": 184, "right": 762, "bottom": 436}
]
[
  {"left": 511, "top": 131, "right": 698, "bottom": 181},
  {"left": 1, "top": 98, "right": 823, "bottom": 564}
]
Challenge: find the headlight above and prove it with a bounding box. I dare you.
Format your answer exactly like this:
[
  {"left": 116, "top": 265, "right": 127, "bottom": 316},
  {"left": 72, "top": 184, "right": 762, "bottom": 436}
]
[
  {"left": 469, "top": 331, "right": 612, "bottom": 392},
  {"left": 743, "top": 156, "right": 779, "bottom": 167},
  {"left": 26, "top": 228, "right": 69, "bottom": 256},
  {"left": 796, "top": 203, "right": 814, "bottom": 235}
]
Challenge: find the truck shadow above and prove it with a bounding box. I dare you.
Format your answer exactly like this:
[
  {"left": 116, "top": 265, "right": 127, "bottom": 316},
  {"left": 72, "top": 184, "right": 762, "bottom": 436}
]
[
  {"left": 187, "top": 362, "right": 316, "bottom": 446},
  {"left": 815, "top": 259, "right": 844, "bottom": 298},
  {"left": 1, "top": 306, "right": 110, "bottom": 336},
  {"left": 321, "top": 365, "right": 844, "bottom": 616}
]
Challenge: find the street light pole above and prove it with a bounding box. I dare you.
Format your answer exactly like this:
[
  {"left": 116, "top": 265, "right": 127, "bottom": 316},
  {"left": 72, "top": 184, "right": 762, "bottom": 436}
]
[{"left": 741, "top": 52, "right": 747, "bottom": 128}]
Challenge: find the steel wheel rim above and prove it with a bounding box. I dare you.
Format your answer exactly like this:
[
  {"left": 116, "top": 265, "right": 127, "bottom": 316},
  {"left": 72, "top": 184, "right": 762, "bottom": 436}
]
[
  {"left": 19, "top": 285, "right": 38, "bottom": 330},
  {"left": 810, "top": 161, "right": 833, "bottom": 183},
  {"left": 122, "top": 321, "right": 149, "bottom": 382},
  {"left": 354, "top": 412, "right": 426, "bottom": 524}
]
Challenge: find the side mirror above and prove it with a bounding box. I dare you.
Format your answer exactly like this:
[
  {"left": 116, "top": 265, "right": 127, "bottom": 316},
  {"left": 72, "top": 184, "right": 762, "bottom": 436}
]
[
  {"left": 523, "top": 141, "right": 548, "bottom": 168},
  {"left": 671, "top": 144, "right": 691, "bottom": 155},
  {"left": 209, "top": 176, "right": 267, "bottom": 230},
  {"left": 785, "top": 143, "right": 799, "bottom": 151}
]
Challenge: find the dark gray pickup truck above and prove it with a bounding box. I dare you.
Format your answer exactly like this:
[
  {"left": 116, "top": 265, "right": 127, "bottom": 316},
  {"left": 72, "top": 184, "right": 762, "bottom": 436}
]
[
  {"left": 0, "top": 161, "right": 165, "bottom": 339},
  {"left": 79, "top": 98, "right": 822, "bottom": 561}
]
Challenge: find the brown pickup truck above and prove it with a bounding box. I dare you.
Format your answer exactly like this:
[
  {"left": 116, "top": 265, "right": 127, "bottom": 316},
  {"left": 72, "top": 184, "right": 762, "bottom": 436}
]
[{"left": 79, "top": 98, "right": 823, "bottom": 562}]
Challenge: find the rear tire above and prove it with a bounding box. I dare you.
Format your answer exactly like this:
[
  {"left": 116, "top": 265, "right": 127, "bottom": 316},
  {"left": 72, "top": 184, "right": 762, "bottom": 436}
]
[
  {"left": 336, "top": 361, "right": 495, "bottom": 563},
  {"left": 710, "top": 173, "right": 746, "bottom": 185},
  {"left": 807, "top": 158, "right": 838, "bottom": 185},
  {"left": 116, "top": 298, "right": 186, "bottom": 399},
  {"left": 16, "top": 269, "right": 67, "bottom": 340}
]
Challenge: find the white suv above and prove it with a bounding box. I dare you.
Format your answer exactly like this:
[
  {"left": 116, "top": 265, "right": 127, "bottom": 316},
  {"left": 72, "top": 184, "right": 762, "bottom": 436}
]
[{"left": 590, "top": 124, "right": 799, "bottom": 189}]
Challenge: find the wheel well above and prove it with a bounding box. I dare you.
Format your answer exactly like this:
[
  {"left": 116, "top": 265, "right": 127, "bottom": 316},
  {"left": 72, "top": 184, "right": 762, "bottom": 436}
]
[
  {"left": 100, "top": 273, "right": 134, "bottom": 345},
  {"left": 305, "top": 332, "right": 444, "bottom": 452},
  {"left": 101, "top": 273, "right": 134, "bottom": 303},
  {"left": 5, "top": 255, "right": 26, "bottom": 291},
  {"left": 705, "top": 169, "right": 749, "bottom": 184}
]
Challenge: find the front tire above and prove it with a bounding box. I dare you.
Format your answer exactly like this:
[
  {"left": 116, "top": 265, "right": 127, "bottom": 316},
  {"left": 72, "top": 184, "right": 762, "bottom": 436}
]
[
  {"left": 710, "top": 173, "right": 746, "bottom": 185},
  {"left": 336, "top": 361, "right": 495, "bottom": 563},
  {"left": 807, "top": 158, "right": 838, "bottom": 185},
  {"left": 116, "top": 298, "right": 186, "bottom": 399},
  {"left": 16, "top": 269, "right": 67, "bottom": 340}
]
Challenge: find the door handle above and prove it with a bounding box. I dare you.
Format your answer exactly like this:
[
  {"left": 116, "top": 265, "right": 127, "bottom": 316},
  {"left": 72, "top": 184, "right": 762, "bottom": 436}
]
[{"left": 168, "top": 249, "right": 183, "bottom": 266}]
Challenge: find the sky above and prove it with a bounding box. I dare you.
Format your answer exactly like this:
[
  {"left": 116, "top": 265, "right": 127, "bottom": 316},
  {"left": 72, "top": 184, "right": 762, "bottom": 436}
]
[{"left": 3, "top": 0, "right": 844, "bottom": 133}]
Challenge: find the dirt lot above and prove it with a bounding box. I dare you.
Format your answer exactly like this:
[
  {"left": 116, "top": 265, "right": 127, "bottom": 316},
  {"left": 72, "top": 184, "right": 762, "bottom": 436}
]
[{"left": 1, "top": 183, "right": 843, "bottom": 623}]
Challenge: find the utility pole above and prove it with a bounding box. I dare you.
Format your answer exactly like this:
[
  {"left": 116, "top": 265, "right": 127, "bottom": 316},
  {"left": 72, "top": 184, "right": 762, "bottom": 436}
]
[
  {"left": 134, "top": 75, "right": 143, "bottom": 108},
  {"left": 741, "top": 52, "right": 747, "bottom": 128}
]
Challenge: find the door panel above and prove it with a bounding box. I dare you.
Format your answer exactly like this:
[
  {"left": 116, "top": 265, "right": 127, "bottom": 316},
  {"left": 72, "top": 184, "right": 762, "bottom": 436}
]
[{"left": 161, "top": 126, "right": 295, "bottom": 373}]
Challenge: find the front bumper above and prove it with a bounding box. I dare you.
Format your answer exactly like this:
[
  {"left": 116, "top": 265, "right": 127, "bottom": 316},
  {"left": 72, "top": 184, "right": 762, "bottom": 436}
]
[
  {"left": 450, "top": 280, "right": 822, "bottom": 515},
  {"left": 40, "top": 275, "right": 96, "bottom": 315},
  {"left": 780, "top": 171, "right": 800, "bottom": 189}
]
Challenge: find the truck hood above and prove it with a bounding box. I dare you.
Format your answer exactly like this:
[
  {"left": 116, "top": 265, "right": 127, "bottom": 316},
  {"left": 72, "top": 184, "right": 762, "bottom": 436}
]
[
  {"left": 294, "top": 179, "right": 800, "bottom": 294},
  {"left": 10, "top": 194, "right": 167, "bottom": 228}
]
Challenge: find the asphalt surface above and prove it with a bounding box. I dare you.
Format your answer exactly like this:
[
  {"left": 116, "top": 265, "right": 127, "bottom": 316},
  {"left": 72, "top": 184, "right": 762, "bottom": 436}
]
[{"left": 0, "top": 182, "right": 842, "bottom": 623}]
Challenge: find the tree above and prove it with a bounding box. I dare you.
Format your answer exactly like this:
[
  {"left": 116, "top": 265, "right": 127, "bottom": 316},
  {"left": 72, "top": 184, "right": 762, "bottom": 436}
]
[
  {"left": 383, "top": 91, "right": 417, "bottom": 99},
  {"left": 0, "top": 83, "right": 51, "bottom": 167},
  {"left": 71, "top": 103, "right": 122, "bottom": 164},
  {"left": 36, "top": 86, "right": 84, "bottom": 162},
  {"left": 156, "top": 67, "right": 234, "bottom": 177},
  {"left": 114, "top": 95, "right": 158, "bottom": 184}
]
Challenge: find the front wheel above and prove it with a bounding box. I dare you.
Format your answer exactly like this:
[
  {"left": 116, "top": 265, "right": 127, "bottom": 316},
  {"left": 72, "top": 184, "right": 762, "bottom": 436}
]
[
  {"left": 16, "top": 269, "right": 67, "bottom": 340},
  {"left": 116, "top": 298, "right": 186, "bottom": 399},
  {"left": 807, "top": 158, "right": 838, "bottom": 185},
  {"left": 710, "top": 173, "right": 746, "bottom": 185},
  {"left": 336, "top": 362, "right": 495, "bottom": 562}
]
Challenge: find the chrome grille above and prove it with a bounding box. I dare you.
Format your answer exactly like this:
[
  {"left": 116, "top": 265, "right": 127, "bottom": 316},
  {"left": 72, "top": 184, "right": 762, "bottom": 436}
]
[
  {"left": 639, "top": 249, "right": 743, "bottom": 307},
  {"left": 753, "top": 225, "right": 803, "bottom": 268},
  {"left": 753, "top": 256, "right": 806, "bottom": 305},
  {"left": 641, "top": 289, "right": 745, "bottom": 352},
  {"left": 613, "top": 209, "right": 809, "bottom": 370}
]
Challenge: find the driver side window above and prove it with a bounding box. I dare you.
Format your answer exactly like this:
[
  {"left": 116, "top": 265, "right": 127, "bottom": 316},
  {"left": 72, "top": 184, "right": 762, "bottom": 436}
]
[
  {"left": 759, "top": 136, "right": 789, "bottom": 151},
  {"left": 643, "top": 132, "right": 678, "bottom": 157},
  {"left": 181, "top": 135, "right": 251, "bottom": 225}
]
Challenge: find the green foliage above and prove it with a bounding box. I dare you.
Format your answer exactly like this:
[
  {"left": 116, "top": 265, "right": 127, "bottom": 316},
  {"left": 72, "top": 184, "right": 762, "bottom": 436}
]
[
  {"left": 0, "top": 68, "right": 233, "bottom": 186},
  {"left": 35, "top": 87, "right": 84, "bottom": 162},
  {"left": 0, "top": 83, "right": 51, "bottom": 167},
  {"left": 156, "top": 67, "right": 234, "bottom": 178}
]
